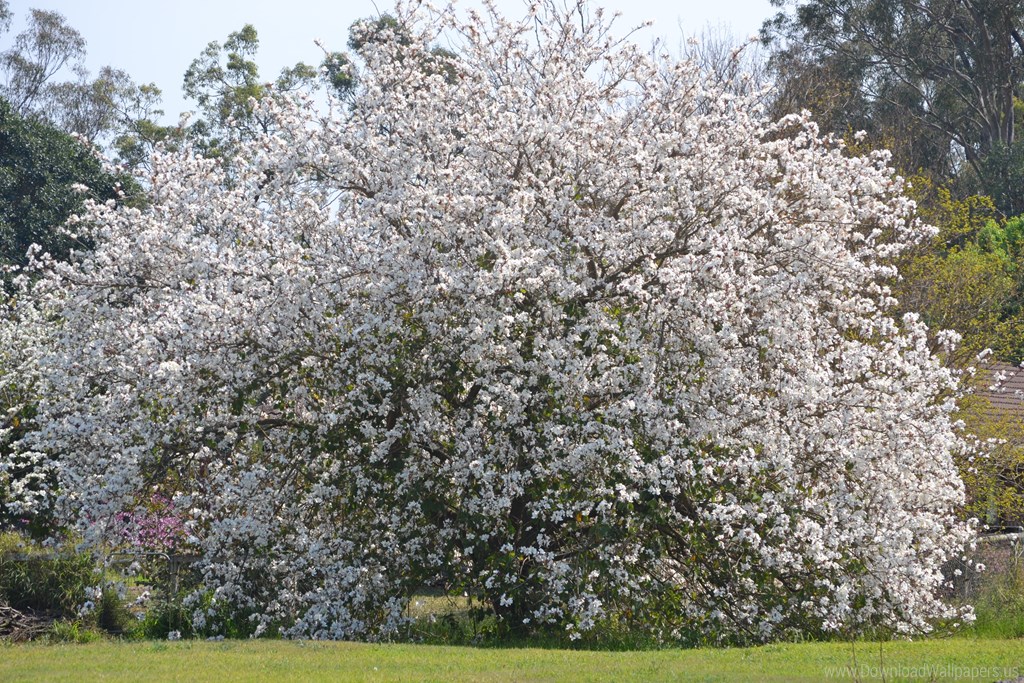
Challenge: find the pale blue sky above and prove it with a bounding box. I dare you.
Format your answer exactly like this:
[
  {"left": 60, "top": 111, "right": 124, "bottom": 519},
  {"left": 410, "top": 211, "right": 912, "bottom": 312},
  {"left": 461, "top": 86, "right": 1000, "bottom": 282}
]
[{"left": 4, "top": 0, "right": 776, "bottom": 122}]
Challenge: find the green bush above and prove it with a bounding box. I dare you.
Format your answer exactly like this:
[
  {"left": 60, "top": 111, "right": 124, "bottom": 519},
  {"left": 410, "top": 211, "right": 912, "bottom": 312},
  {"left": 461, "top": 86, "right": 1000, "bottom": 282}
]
[
  {"left": 94, "top": 584, "right": 137, "bottom": 636},
  {"left": 134, "top": 598, "right": 191, "bottom": 640},
  {"left": 0, "top": 532, "right": 161, "bottom": 640},
  {"left": 0, "top": 532, "right": 98, "bottom": 615}
]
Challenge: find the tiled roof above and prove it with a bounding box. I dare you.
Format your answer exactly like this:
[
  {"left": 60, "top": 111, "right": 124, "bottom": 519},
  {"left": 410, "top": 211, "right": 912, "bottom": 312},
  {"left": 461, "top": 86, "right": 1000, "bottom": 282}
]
[{"left": 969, "top": 361, "right": 1024, "bottom": 421}]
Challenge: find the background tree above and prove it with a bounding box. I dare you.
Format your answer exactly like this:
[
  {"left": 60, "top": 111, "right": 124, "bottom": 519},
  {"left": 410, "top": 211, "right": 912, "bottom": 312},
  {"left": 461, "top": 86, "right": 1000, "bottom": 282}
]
[
  {"left": 890, "top": 180, "right": 1024, "bottom": 362},
  {"left": 318, "top": 13, "right": 459, "bottom": 101},
  {"left": 0, "top": 96, "right": 131, "bottom": 273},
  {"left": 0, "top": 1, "right": 170, "bottom": 171},
  {"left": 0, "top": 5, "right": 85, "bottom": 115},
  {"left": 762, "top": 0, "right": 1024, "bottom": 213},
  {"left": 182, "top": 24, "right": 317, "bottom": 159},
  {"left": 678, "top": 25, "right": 771, "bottom": 102}
]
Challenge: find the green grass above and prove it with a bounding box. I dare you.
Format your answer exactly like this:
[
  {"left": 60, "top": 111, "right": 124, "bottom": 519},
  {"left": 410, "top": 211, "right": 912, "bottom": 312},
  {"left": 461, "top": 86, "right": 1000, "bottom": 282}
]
[
  {"left": 966, "top": 603, "right": 1024, "bottom": 640},
  {"left": 963, "top": 565, "right": 1024, "bottom": 640},
  {"left": 1, "top": 637, "right": 1022, "bottom": 682}
]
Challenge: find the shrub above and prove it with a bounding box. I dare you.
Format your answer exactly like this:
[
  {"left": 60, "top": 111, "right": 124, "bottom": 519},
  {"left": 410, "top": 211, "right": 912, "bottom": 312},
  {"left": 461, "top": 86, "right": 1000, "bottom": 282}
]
[{"left": 0, "top": 532, "right": 97, "bottom": 616}]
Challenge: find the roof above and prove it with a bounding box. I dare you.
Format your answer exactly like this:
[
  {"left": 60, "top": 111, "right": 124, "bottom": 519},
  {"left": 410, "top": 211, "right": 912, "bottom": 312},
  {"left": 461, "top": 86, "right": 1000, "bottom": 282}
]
[{"left": 969, "top": 361, "right": 1024, "bottom": 423}]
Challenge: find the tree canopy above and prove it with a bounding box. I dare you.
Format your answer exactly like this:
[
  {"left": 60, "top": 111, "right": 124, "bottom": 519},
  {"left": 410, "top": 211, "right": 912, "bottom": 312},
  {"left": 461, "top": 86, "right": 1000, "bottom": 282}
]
[
  {"left": 0, "top": 1, "right": 169, "bottom": 172},
  {"left": 182, "top": 24, "right": 317, "bottom": 160},
  {"left": 0, "top": 96, "right": 129, "bottom": 273},
  {"left": 763, "top": 0, "right": 1024, "bottom": 214}
]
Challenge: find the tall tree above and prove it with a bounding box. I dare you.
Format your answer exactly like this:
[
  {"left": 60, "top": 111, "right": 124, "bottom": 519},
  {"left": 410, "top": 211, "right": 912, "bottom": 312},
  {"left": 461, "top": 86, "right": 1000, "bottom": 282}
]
[
  {"left": 0, "top": 1, "right": 12, "bottom": 37},
  {"left": 763, "top": 0, "right": 1024, "bottom": 210},
  {"left": 0, "top": 6, "right": 85, "bottom": 115},
  {"left": 0, "top": 2, "right": 168, "bottom": 167},
  {"left": 182, "top": 24, "right": 316, "bottom": 159}
]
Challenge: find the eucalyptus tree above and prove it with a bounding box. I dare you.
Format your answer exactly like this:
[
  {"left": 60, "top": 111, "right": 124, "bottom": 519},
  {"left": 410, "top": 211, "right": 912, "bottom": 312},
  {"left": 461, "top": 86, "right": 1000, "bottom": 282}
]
[{"left": 763, "top": 0, "right": 1024, "bottom": 211}]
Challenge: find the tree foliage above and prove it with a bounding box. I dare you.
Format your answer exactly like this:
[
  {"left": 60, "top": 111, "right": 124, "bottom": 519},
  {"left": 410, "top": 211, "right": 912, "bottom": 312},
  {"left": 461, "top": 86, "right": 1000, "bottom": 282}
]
[
  {"left": 182, "top": 24, "right": 317, "bottom": 159},
  {"left": 0, "top": 4, "right": 85, "bottom": 115},
  {"left": 763, "top": 0, "right": 1024, "bottom": 211},
  {"left": 0, "top": 1, "right": 170, "bottom": 172},
  {"left": 890, "top": 180, "right": 1024, "bottom": 361},
  {"left": 0, "top": 96, "right": 128, "bottom": 271}
]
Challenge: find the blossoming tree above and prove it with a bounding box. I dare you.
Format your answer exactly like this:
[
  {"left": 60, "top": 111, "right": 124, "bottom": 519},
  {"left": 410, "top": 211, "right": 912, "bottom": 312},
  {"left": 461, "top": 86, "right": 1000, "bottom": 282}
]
[{"left": 1, "top": 0, "right": 974, "bottom": 641}]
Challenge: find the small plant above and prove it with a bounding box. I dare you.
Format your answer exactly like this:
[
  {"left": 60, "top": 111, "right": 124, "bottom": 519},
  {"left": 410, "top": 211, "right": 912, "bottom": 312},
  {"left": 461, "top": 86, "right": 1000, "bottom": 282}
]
[
  {"left": 93, "top": 584, "right": 136, "bottom": 636},
  {"left": 46, "top": 619, "right": 104, "bottom": 643},
  {"left": 135, "top": 598, "right": 192, "bottom": 640},
  {"left": 407, "top": 605, "right": 504, "bottom": 647}
]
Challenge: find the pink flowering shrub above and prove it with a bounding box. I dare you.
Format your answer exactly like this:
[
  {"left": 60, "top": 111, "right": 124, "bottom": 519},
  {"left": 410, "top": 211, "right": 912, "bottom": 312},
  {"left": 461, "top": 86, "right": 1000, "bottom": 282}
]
[
  {"left": 114, "top": 494, "right": 186, "bottom": 552},
  {"left": 1, "top": 1, "right": 974, "bottom": 642}
]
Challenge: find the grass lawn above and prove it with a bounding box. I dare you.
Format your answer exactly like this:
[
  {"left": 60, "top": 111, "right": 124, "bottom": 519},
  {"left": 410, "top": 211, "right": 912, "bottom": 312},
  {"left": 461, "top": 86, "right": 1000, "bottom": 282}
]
[{"left": 1, "top": 637, "right": 1022, "bottom": 682}]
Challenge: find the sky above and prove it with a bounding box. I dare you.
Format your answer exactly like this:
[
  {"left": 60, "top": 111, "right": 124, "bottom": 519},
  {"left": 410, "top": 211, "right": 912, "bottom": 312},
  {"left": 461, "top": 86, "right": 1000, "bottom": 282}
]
[{"left": 4, "top": 0, "right": 777, "bottom": 123}]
